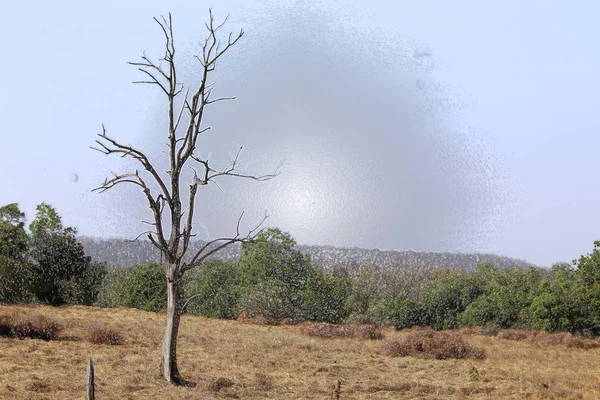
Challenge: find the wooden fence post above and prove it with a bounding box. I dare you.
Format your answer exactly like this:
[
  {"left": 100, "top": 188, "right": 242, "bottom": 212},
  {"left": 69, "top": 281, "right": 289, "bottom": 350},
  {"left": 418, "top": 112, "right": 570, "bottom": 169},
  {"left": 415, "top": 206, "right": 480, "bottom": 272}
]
[{"left": 87, "top": 359, "right": 95, "bottom": 400}]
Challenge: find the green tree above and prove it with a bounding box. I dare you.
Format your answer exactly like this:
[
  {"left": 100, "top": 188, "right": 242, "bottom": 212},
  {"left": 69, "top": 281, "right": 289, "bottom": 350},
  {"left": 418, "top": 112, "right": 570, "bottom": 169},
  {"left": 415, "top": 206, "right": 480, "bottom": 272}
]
[
  {"left": 0, "top": 203, "right": 29, "bottom": 260},
  {"left": 574, "top": 240, "right": 600, "bottom": 287},
  {"left": 29, "top": 202, "right": 105, "bottom": 305},
  {"left": 237, "top": 228, "right": 346, "bottom": 322},
  {"left": 0, "top": 203, "right": 32, "bottom": 302},
  {"left": 529, "top": 255, "right": 600, "bottom": 335},
  {"left": 238, "top": 228, "right": 313, "bottom": 290}
]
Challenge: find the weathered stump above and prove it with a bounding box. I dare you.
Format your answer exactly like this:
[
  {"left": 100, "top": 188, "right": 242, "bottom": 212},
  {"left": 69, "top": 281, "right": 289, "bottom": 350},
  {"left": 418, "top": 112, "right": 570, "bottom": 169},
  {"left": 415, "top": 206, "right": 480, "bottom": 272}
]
[{"left": 87, "top": 359, "right": 95, "bottom": 400}]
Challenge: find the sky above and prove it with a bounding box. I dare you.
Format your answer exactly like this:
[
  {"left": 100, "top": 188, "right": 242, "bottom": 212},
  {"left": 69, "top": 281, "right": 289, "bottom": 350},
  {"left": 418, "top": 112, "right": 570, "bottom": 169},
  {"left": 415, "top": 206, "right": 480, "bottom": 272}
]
[{"left": 1, "top": 0, "right": 599, "bottom": 267}]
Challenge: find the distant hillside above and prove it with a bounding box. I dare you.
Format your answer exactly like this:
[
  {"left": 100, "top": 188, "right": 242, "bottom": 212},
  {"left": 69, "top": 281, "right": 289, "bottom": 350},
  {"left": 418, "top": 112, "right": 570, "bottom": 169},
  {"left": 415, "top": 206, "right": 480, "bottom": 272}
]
[{"left": 80, "top": 237, "right": 536, "bottom": 272}]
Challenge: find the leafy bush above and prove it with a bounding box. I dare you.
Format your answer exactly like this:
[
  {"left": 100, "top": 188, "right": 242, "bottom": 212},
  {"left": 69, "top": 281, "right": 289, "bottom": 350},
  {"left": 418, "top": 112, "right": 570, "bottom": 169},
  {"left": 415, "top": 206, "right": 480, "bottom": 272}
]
[
  {"left": 460, "top": 266, "right": 546, "bottom": 329},
  {"left": 99, "top": 262, "right": 167, "bottom": 312},
  {"left": 238, "top": 228, "right": 313, "bottom": 290},
  {"left": 236, "top": 228, "right": 349, "bottom": 322},
  {"left": 303, "top": 269, "right": 351, "bottom": 323},
  {"left": 102, "top": 262, "right": 167, "bottom": 312},
  {"left": 242, "top": 279, "right": 301, "bottom": 321},
  {"left": 0, "top": 203, "right": 33, "bottom": 303},
  {"left": 574, "top": 240, "right": 600, "bottom": 286},
  {"left": 386, "top": 297, "right": 424, "bottom": 330},
  {"left": 0, "top": 256, "right": 33, "bottom": 303},
  {"left": 385, "top": 267, "right": 482, "bottom": 331},
  {"left": 529, "top": 262, "right": 600, "bottom": 335},
  {"left": 182, "top": 259, "right": 240, "bottom": 318}
]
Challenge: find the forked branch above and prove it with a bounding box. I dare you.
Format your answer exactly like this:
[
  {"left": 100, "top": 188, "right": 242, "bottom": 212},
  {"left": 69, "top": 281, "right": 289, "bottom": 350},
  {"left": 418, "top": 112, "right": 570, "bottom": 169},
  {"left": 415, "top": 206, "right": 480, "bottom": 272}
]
[
  {"left": 182, "top": 211, "right": 268, "bottom": 272},
  {"left": 91, "top": 125, "right": 172, "bottom": 205}
]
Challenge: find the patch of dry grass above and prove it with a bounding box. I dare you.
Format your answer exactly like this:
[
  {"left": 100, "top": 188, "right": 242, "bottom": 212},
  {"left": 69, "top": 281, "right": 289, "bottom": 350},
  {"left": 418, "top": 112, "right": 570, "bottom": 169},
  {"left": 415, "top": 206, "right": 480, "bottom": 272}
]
[
  {"left": 381, "top": 327, "right": 485, "bottom": 360},
  {"left": 300, "top": 322, "right": 384, "bottom": 340},
  {"left": 0, "top": 310, "right": 63, "bottom": 341},
  {"left": 1, "top": 304, "right": 600, "bottom": 399},
  {"left": 85, "top": 324, "right": 126, "bottom": 345}
]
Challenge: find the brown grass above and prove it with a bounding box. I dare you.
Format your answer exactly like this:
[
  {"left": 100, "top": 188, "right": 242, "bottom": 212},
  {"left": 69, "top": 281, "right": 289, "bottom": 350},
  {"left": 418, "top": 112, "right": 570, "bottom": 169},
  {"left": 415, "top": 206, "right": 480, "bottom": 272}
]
[
  {"left": 236, "top": 312, "right": 295, "bottom": 326},
  {"left": 494, "top": 329, "right": 600, "bottom": 349},
  {"left": 497, "top": 329, "right": 531, "bottom": 341},
  {"left": 381, "top": 327, "right": 486, "bottom": 360},
  {"left": 1, "top": 304, "right": 600, "bottom": 399},
  {"left": 0, "top": 310, "right": 63, "bottom": 341},
  {"left": 85, "top": 324, "right": 126, "bottom": 345},
  {"left": 300, "top": 322, "right": 384, "bottom": 340}
]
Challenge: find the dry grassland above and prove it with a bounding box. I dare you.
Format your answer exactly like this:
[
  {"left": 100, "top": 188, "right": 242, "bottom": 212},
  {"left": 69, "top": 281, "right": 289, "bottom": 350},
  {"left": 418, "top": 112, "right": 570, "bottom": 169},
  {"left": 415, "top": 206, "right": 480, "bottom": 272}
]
[{"left": 1, "top": 304, "right": 600, "bottom": 399}]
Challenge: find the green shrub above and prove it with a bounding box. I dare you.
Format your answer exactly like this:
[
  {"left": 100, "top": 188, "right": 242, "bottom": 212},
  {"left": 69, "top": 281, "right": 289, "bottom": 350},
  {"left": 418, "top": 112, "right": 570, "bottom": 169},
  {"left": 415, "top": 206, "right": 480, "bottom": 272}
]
[
  {"left": 242, "top": 279, "right": 301, "bottom": 321},
  {"left": 102, "top": 262, "right": 167, "bottom": 312},
  {"left": 417, "top": 268, "right": 482, "bottom": 330},
  {"left": 0, "top": 256, "right": 33, "bottom": 303},
  {"left": 182, "top": 259, "right": 240, "bottom": 318},
  {"left": 460, "top": 266, "right": 546, "bottom": 329},
  {"left": 386, "top": 297, "right": 423, "bottom": 329},
  {"left": 303, "top": 270, "right": 351, "bottom": 323},
  {"left": 238, "top": 228, "right": 313, "bottom": 290}
]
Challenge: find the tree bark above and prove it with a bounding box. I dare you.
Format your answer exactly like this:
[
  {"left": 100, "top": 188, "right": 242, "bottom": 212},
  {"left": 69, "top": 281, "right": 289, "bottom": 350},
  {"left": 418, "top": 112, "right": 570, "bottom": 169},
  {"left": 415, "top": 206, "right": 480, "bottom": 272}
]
[{"left": 160, "top": 263, "right": 195, "bottom": 387}]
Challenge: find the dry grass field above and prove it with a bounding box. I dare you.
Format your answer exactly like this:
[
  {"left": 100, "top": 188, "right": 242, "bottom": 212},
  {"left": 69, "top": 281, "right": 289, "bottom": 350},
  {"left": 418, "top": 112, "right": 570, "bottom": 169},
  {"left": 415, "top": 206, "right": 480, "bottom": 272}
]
[{"left": 1, "top": 304, "right": 600, "bottom": 399}]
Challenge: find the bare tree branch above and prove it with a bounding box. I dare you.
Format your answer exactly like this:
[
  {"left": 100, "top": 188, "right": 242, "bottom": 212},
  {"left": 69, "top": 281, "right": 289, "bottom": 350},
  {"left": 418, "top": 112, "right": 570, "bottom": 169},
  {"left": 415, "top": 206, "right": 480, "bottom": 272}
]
[
  {"left": 182, "top": 211, "right": 268, "bottom": 273},
  {"left": 127, "top": 230, "right": 157, "bottom": 243},
  {"left": 91, "top": 125, "right": 173, "bottom": 205}
]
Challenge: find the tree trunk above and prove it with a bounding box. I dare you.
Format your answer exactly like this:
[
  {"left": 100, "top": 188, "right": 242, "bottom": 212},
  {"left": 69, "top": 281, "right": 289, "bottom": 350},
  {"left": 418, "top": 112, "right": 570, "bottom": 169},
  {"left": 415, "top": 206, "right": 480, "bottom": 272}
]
[{"left": 160, "top": 263, "right": 195, "bottom": 387}]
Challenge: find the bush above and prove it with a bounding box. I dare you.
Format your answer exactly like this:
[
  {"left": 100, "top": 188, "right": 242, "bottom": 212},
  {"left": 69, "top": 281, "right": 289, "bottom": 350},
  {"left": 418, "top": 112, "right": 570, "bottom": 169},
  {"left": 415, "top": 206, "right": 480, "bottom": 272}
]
[
  {"left": 102, "top": 262, "right": 166, "bottom": 312},
  {"left": 303, "top": 270, "right": 352, "bottom": 323},
  {"left": 237, "top": 228, "right": 315, "bottom": 321},
  {"left": 182, "top": 259, "right": 240, "bottom": 319},
  {"left": 529, "top": 266, "right": 600, "bottom": 335},
  {"left": 417, "top": 268, "right": 483, "bottom": 330},
  {"left": 386, "top": 297, "right": 424, "bottom": 330},
  {"left": 380, "top": 327, "right": 485, "bottom": 360},
  {"left": 242, "top": 279, "right": 302, "bottom": 321},
  {"left": 0, "top": 256, "right": 33, "bottom": 303},
  {"left": 0, "top": 311, "right": 63, "bottom": 341},
  {"left": 460, "top": 266, "right": 546, "bottom": 329},
  {"left": 85, "top": 324, "right": 126, "bottom": 345}
]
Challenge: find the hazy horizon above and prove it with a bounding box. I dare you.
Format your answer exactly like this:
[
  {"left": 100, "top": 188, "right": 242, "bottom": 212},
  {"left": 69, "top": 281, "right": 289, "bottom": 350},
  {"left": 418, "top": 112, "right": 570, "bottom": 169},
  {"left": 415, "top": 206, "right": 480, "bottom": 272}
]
[{"left": 1, "top": 1, "right": 599, "bottom": 267}]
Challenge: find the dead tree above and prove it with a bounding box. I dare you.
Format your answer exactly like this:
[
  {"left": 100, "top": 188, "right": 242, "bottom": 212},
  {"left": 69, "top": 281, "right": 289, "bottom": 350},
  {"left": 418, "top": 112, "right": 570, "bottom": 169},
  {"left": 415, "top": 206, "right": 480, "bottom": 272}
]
[{"left": 91, "top": 10, "right": 277, "bottom": 386}]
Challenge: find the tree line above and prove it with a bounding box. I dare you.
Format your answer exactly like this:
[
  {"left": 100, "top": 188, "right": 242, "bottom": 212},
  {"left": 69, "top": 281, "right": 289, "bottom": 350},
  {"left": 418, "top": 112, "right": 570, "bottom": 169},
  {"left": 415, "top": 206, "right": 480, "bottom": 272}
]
[
  {"left": 2, "top": 202, "right": 599, "bottom": 336},
  {"left": 0, "top": 202, "right": 107, "bottom": 306}
]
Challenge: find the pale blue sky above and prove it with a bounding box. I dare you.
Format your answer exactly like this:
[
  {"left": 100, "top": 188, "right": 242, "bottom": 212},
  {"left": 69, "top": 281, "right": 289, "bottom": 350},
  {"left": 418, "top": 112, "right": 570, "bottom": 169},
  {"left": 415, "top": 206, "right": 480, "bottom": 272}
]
[{"left": 1, "top": 0, "right": 598, "bottom": 267}]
